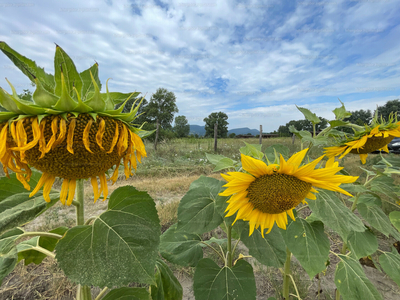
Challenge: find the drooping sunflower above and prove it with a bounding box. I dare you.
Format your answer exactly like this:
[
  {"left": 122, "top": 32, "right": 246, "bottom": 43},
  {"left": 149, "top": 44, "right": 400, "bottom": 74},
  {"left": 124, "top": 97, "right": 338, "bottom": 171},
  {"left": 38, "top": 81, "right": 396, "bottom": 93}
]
[
  {"left": 0, "top": 42, "right": 148, "bottom": 205},
  {"left": 324, "top": 115, "right": 400, "bottom": 164},
  {"left": 219, "top": 149, "right": 358, "bottom": 236}
]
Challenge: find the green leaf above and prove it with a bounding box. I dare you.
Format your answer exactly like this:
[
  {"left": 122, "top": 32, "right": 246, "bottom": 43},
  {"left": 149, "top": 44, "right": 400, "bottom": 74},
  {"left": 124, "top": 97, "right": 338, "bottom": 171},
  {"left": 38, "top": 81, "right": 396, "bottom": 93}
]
[
  {"left": 296, "top": 106, "right": 321, "bottom": 124},
  {"left": 80, "top": 63, "right": 101, "bottom": 101},
  {"left": 55, "top": 186, "right": 160, "bottom": 287},
  {"left": 332, "top": 100, "right": 352, "bottom": 120},
  {"left": 205, "top": 153, "right": 236, "bottom": 171},
  {"left": 0, "top": 41, "right": 55, "bottom": 93},
  {"left": 0, "top": 172, "right": 41, "bottom": 201},
  {"left": 203, "top": 237, "right": 227, "bottom": 246},
  {"left": 0, "top": 191, "right": 59, "bottom": 235},
  {"left": 285, "top": 219, "right": 330, "bottom": 278},
  {"left": 357, "top": 193, "right": 382, "bottom": 207},
  {"left": 347, "top": 230, "right": 378, "bottom": 259},
  {"left": 150, "top": 259, "right": 183, "bottom": 300},
  {"left": 193, "top": 258, "right": 256, "bottom": 300},
  {"left": 102, "top": 288, "right": 151, "bottom": 300},
  {"left": 329, "top": 120, "right": 350, "bottom": 127},
  {"left": 159, "top": 224, "right": 203, "bottom": 267},
  {"left": 265, "top": 144, "right": 290, "bottom": 160},
  {"left": 17, "top": 227, "right": 67, "bottom": 265},
  {"left": 357, "top": 203, "right": 400, "bottom": 239},
  {"left": 239, "top": 143, "right": 264, "bottom": 160},
  {"left": 0, "top": 228, "right": 24, "bottom": 284},
  {"left": 379, "top": 248, "right": 400, "bottom": 288},
  {"left": 54, "top": 45, "right": 82, "bottom": 98},
  {"left": 389, "top": 211, "right": 400, "bottom": 232},
  {"left": 335, "top": 254, "right": 382, "bottom": 300},
  {"left": 104, "top": 92, "right": 141, "bottom": 105},
  {"left": 239, "top": 225, "right": 286, "bottom": 268},
  {"left": 308, "top": 190, "right": 365, "bottom": 240},
  {"left": 177, "top": 177, "right": 225, "bottom": 234},
  {"left": 340, "top": 183, "right": 368, "bottom": 194},
  {"left": 369, "top": 176, "right": 400, "bottom": 202}
]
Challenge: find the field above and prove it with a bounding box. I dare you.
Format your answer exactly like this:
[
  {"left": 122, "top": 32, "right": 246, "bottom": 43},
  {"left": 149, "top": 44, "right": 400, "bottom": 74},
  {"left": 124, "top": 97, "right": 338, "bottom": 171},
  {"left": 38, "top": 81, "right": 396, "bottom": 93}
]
[{"left": 1, "top": 137, "right": 400, "bottom": 300}]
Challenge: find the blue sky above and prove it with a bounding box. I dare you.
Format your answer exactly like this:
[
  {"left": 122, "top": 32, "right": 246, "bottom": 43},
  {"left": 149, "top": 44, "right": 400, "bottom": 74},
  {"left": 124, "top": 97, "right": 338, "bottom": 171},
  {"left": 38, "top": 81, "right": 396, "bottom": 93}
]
[{"left": 0, "top": 0, "right": 399, "bottom": 132}]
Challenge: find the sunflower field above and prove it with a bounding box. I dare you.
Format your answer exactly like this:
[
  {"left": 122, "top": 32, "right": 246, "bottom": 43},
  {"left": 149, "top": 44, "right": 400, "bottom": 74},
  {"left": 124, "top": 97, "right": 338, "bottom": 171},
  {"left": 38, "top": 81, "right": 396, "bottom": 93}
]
[{"left": 1, "top": 42, "right": 400, "bottom": 300}]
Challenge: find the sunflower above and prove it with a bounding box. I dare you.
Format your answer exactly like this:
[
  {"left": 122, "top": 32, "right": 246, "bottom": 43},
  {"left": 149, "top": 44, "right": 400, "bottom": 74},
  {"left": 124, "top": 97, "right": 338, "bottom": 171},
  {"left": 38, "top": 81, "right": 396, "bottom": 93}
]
[
  {"left": 219, "top": 149, "right": 358, "bottom": 236},
  {"left": 324, "top": 117, "right": 400, "bottom": 164},
  {"left": 0, "top": 42, "right": 148, "bottom": 205}
]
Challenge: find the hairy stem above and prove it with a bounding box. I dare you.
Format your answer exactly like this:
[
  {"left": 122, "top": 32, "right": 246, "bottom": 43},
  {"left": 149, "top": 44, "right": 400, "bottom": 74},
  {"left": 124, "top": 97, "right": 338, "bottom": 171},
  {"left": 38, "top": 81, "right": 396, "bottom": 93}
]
[
  {"left": 75, "top": 179, "right": 91, "bottom": 300},
  {"left": 227, "top": 225, "right": 232, "bottom": 268},
  {"left": 283, "top": 247, "right": 292, "bottom": 299}
]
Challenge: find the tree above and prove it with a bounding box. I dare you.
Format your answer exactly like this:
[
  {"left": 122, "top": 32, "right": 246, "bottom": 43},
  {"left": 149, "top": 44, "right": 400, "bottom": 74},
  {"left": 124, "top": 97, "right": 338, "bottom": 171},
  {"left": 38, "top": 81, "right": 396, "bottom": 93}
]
[
  {"left": 345, "top": 109, "right": 372, "bottom": 125},
  {"left": 229, "top": 133, "right": 236, "bottom": 138},
  {"left": 146, "top": 88, "right": 179, "bottom": 149},
  {"left": 375, "top": 100, "right": 400, "bottom": 121},
  {"left": 203, "top": 112, "right": 229, "bottom": 138},
  {"left": 173, "top": 115, "right": 190, "bottom": 138}
]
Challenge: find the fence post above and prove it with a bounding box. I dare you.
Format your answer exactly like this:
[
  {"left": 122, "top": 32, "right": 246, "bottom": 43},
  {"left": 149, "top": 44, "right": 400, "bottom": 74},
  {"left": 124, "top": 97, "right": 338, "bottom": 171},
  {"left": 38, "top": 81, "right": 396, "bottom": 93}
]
[
  {"left": 259, "top": 125, "right": 262, "bottom": 144},
  {"left": 214, "top": 121, "right": 218, "bottom": 153}
]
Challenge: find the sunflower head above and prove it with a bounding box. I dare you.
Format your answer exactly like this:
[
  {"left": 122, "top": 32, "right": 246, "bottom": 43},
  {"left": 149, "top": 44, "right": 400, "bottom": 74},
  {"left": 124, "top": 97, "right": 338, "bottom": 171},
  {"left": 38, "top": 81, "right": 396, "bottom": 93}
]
[
  {"left": 0, "top": 42, "right": 149, "bottom": 205},
  {"left": 324, "top": 112, "right": 400, "bottom": 164},
  {"left": 219, "top": 149, "right": 358, "bottom": 236}
]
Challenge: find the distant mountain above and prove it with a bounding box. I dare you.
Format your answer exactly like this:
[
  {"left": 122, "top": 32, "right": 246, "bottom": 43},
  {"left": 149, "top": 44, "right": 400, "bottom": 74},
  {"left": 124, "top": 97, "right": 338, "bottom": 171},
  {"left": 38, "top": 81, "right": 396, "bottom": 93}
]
[
  {"left": 228, "top": 127, "right": 259, "bottom": 136},
  {"left": 190, "top": 125, "right": 206, "bottom": 136},
  {"left": 189, "top": 125, "right": 259, "bottom": 136}
]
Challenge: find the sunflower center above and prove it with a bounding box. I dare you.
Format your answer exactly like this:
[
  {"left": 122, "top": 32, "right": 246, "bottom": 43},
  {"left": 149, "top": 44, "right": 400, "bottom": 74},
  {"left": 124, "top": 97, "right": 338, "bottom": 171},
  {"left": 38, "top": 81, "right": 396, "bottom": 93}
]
[
  {"left": 247, "top": 173, "right": 312, "bottom": 214},
  {"left": 349, "top": 135, "right": 394, "bottom": 154},
  {"left": 19, "top": 114, "right": 126, "bottom": 179}
]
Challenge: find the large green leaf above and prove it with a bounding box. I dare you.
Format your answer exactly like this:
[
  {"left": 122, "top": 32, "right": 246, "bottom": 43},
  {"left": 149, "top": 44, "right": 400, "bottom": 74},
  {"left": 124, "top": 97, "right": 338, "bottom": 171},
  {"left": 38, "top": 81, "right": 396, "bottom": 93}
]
[
  {"left": 308, "top": 190, "right": 365, "bottom": 240},
  {"left": 102, "top": 288, "right": 151, "bottom": 300},
  {"left": 335, "top": 254, "right": 382, "bottom": 300},
  {"left": 193, "top": 258, "right": 256, "bottom": 300},
  {"left": 55, "top": 186, "right": 160, "bottom": 287},
  {"left": 159, "top": 224, "right": 203, "bottom": 267},
  {"left": 285, "top": 219, "right": 330, "bottom": 278},
  {"left": 369, "top": 176, "right": 400, "bottom": 201},
  {"left": 105, "top": 92, "right": 141, "bottom": 105},
  {"left": 346, "top": 230, "right": 378, "bottom": 259},
  {"left": 239, "top": 225, "right": 286, "bottom": 268},
  {"left": 0, "top": 228, "right": 24, "bottom": 284},
  {"left": 379, "top": 248, "right": 400, "bottom": 287},
  {"left": 265, "top": 144, "right": 290, "bottom": 163},
  {"left": 177, "top": 177, "right": 225, "bottom": 234},
  {"left": 205, "top": 153, "right": 236, "bottom": 172},
  {"left": 340, "top": 183, "right": 368, "bottom": 194},
  {"left": 389, "top": 211, "right": 400, "bottom": 232},
  {"left": 332, "top": 101, "right": 352, "bottom": 120},
  {"left": 17, "top": 227, "right": 67, "bottom": 265},
  {"left": 150, "top": 259, "right": 183, "bottom": 300},
  {"left": 0, "top": 41, "right": 55, "bottom": 93},
  {"left": 296, "top": 106, "right": 320, "bottom": 124},
  {"left": 357, "top": 203, "right": 400, "bottom": 239},
  {"left": 357, "top": 193, "right": 382, "bottom": 207},
  {"left": 0, "top": 191, "right": 59, "bottom": 235},
  {"left": 239, "top": 143, "right": 264, "bottom": 160},
  {"left": 0, "top": 172, "right": 41, "bottom": 201},
  {"left": 54, "top": 45, "right": 83, "bottom": 97},
  {"left": 80, "top": 63, "right": 101, "bottom": 101}
]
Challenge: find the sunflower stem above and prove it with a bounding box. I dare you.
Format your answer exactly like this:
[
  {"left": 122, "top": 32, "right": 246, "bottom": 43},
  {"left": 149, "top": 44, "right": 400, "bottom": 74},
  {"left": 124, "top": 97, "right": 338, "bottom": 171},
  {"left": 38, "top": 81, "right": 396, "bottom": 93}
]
[
  {"left": 75, "top": 179, "right": 91, "bottom": 300},
  {"left": 283, "top": 247, "right": 292, "bottom": 299},
  {"left": 76, "top": 179, "right": 85, "bottom": 226},
  {"left": 350, "top": 193, "right": 360, "bottom": 212},
  {"left": 227, "top": 225, "right": 233, "bottom": 268}
]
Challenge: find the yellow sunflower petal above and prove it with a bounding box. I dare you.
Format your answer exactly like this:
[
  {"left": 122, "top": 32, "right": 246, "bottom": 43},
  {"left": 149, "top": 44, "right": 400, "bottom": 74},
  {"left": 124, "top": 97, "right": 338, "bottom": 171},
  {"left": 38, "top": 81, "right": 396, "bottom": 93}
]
[
  {"left": 83, "top": 119, "right": 94, "bottom": 154},
  {"left": 67, "top": 118, "right": 76, "bottom": 154},
  {"left": 96, "top": 118, "right": 105, "bottom": 151},
  {"left": 66, "top": 179, "right": 77, "bottom": 206},
  {"left": 91, "top": 177, "right": 100, "bottom": 203},
  {"left": 241, "top": 154, "right": 272, "bottom": 177},
  {"left": 60, "top": 179, "right": 69, "bottom": 205},
  {"left": 43, "top": 174, "right": 56, "bottom": 202},
  {"left": 359, "top": 153, "right": 368, "bottom": 164},
  {"left": 107, "top": 121, "right": 119, "bottom": 154},
  {"left": 99, "top": 173, "right": 108, "bottom": 201}
]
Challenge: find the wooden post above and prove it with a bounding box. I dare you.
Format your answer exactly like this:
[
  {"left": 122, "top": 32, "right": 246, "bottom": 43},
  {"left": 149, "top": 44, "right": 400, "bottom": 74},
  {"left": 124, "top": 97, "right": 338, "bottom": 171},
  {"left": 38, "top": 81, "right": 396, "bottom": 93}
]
[
  {"left": 259, "top": 125, "right": 262, "bottom": 144},
  {"left": 154, "top": 119, "right": 159, "bottom": 151},
  {"left": 214, "top": 121, "right": 218, "bottom": 153}
]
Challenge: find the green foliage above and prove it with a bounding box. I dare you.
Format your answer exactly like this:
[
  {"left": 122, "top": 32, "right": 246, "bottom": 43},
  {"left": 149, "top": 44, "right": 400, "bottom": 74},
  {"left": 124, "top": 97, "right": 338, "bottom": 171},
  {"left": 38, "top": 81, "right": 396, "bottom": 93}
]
[
  {"left": 193, "top": 258, "right": 256, "bottom": 300},
  {"left": 147, "top": 88, "right": 179, "bottom": 129},
  {"left": 346, "top": 230, "right": 378, "bottom": 259},
  {"left": 0, "top": 228, "right": 24, "bottom": 284},
  {"left": 173, "top": 115, "right": 190, "bottom": 138},
  {"left": 379, "top": 248, "right": 400, "bottom": 287},
  {"left": 102, "top": 288, "right": 151, "bottom": 300},
  {"left": 375, "top": 99, "right": 400, "bottom": 121},
  {"left": 277, "top": 117, "right": 328, "bottom": 137},
  {"left": 55, "top": 186, "right": 160, "bottom": 287},
  {"left": 335, "top": 254, "right": 382, "bottom": 300},
  {"left": 151, "top": 259, "right": 183, "bottom": 300},
  {"left": 203, "top": 111, "right": 229, "bottom": 138}
]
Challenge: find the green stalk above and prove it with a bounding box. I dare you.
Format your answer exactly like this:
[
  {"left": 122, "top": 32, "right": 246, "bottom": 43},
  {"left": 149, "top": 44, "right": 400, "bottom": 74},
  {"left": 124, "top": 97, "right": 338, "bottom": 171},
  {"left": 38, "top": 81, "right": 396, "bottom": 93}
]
[
  {"left": 283, "top": 247, "right": 292, "bottom": 299},
  {"left": 227, "top": 225, "right": 232, "bottom": 268},
  {"left": 75, "top": 179, "right": 91, "bottom": 300}
]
